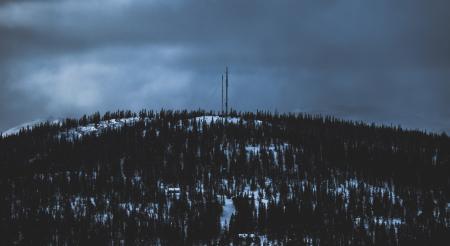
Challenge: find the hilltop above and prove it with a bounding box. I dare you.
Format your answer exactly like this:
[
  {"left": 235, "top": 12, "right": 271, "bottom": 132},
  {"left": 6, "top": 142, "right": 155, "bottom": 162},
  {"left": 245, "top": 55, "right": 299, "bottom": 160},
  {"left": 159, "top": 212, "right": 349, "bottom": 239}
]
[{"left": 0, "top": 110, "right": 448, "bottom": 245}]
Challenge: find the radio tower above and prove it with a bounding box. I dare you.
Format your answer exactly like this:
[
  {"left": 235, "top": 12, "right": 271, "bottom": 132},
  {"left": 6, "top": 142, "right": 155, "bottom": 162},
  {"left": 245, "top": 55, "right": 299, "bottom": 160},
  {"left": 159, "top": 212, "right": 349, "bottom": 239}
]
[
  {"left": 221, "top": 74, "right": 224, "bottom": 115},
  {"left": 225, "top": 66, "right": 229, "bottom": 117}
]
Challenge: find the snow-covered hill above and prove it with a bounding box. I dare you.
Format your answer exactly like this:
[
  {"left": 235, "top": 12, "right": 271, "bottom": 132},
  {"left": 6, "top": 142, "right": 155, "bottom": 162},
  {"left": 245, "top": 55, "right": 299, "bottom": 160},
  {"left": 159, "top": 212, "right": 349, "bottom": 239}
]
[{"left": 1, "top": 110, "right": 448, "bottom": 245}]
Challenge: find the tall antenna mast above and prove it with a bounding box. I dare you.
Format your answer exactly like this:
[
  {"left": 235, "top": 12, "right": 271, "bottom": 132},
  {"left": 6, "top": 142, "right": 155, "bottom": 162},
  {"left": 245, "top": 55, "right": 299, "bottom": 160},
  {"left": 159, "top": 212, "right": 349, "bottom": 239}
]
[
  {"left": 225, "top": 66, "right": 229, "bottom": 116},
  {"left": 221, "top": 74, "right": 224, "bottom": 115}
]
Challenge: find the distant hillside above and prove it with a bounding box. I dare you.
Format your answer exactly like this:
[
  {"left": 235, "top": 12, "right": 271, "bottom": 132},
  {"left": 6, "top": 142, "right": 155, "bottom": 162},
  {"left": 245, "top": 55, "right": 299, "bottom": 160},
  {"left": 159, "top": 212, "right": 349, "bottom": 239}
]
[{"left": 0, "top": 110, "right": 448, "bottom": 245}]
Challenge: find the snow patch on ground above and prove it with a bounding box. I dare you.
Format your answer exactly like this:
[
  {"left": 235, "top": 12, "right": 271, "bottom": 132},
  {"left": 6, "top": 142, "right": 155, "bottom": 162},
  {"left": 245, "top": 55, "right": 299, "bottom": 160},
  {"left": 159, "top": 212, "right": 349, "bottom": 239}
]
[
  {"left": 244, "top": 143, "right": 290, "bottom": 165},
  {"left": 354, "top": 216, "right": 404, "bottom": 228},
  {"left": 220, "top": 197, "right": 235, "bottom": 229},
  {"left": 245, "top": 144, "right": 288, "bottom": 154},
  {"left": 118, "top": 202, "right": 159, "bottom": 218},
  {"left": 242, "top": 185, "right": 270, "bottom": 211},
  {"left": 194, "top": 116, "right": 262, "bottom": 126},
  {"left": 332, "top": 178, "right": 402, "bottom": 208},
  {"left": 59, "top": 117, "right": 144, "bottom": 141}
]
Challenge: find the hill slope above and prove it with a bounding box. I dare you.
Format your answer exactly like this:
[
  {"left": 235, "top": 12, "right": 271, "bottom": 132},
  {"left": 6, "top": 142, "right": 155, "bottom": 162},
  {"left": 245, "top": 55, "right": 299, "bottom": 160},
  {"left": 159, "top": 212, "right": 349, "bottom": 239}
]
[{"left": 0, "top": 110, "right": 449, "bottom": 245}]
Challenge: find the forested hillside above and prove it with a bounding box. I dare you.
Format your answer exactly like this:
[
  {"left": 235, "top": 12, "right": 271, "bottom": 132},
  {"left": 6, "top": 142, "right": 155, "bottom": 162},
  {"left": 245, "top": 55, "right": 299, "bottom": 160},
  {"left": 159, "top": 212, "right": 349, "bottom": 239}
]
[{"left": 0, "top": 110, "right": 448, "bottom": 245}]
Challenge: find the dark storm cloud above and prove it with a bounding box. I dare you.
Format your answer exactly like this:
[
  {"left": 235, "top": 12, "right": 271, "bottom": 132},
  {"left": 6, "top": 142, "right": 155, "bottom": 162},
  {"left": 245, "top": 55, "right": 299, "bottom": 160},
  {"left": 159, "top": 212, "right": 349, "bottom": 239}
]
[{"left": 1, "top": 0, "right": 450, "bottom": 133}]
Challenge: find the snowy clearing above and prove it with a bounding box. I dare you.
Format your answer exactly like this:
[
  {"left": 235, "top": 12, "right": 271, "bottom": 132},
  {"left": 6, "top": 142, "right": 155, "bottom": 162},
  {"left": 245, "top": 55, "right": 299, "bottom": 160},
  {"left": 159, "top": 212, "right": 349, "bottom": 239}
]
[{"left": 59, "top": 117, "right": 145, "bottom": 141}]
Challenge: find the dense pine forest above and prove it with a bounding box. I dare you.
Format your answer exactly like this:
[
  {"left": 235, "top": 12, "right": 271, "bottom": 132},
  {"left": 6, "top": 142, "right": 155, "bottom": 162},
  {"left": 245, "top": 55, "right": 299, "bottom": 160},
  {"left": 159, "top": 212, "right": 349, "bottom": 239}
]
[{"left": 0, "top": 110, "right": 449, "bottom": 245}]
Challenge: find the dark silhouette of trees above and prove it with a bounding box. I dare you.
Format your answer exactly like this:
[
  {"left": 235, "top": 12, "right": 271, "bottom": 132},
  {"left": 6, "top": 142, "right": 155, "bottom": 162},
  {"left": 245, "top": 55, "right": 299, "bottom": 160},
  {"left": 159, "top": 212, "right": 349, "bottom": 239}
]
[{"left": 0, "top": 109, "right": 448, "bottom": 244}]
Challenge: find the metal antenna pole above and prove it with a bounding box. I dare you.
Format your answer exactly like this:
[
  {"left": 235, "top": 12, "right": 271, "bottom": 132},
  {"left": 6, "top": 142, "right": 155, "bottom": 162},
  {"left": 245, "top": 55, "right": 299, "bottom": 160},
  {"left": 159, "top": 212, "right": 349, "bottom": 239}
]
[
  {"left": 221, "top": 74, "right": 224, "bottom": 115},
  {"left": 225, "top": 66, "right": 229, "bottom": 117}
]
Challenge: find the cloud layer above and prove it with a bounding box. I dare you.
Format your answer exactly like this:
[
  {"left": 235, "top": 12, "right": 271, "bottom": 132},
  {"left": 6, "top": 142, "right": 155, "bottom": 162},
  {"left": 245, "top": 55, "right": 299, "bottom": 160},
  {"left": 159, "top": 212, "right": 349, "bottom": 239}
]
[{"left": 1, "top": 0, "right": 450, "bottom": 133}]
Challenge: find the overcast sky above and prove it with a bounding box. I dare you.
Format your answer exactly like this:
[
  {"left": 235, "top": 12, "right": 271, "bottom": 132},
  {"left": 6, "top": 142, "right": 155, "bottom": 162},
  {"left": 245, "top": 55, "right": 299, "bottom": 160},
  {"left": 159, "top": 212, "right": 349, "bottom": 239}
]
[{"left": 1, "top": 0, "right": 449, "bottom": 133}]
